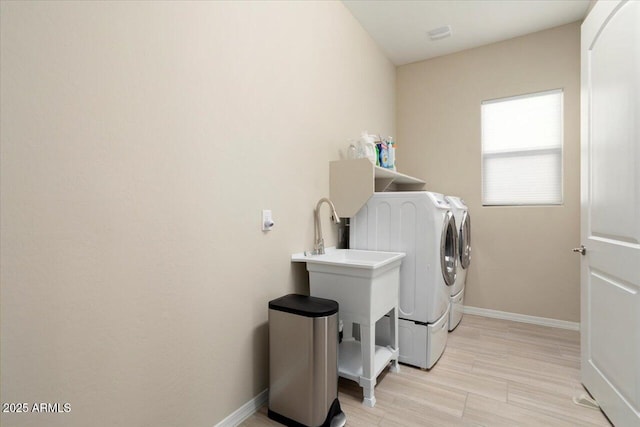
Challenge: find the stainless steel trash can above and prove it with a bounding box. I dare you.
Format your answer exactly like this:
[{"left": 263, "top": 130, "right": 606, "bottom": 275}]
[{"left": 268, "top": 294, "right": 346, "bottom": 427}]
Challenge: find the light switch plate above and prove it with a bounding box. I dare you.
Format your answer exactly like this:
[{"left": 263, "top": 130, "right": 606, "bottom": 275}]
[{"left": 262, "top": 210, "right": 274, "bottom": 231}]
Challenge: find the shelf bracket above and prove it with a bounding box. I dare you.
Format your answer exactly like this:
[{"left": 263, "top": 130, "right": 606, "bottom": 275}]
[{"left": 374, "top": 178, "right": 394, "bottom": 192}]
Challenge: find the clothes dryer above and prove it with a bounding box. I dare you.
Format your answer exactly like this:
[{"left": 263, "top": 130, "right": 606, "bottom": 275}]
[
  {"left": 350, "top": 191, "right": 458, "bottom": 369},
  {"left": 445, "top": 196, "right": 471, "bottom": 331}
]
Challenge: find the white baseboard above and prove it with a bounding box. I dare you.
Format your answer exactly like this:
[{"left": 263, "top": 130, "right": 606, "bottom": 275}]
[
  {"left": 215, "top": 389, "right": 268, "bottom": 427},
  {"left": 463, "top": 306, "right": 580, "bottom": 331}
]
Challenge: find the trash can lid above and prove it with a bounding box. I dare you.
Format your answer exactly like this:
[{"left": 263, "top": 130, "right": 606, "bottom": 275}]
[{"left": 269, "top": 294, "right": 338, "bottom": 318}]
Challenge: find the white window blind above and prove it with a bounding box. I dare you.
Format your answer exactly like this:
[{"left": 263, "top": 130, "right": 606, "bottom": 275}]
[{"left": 481, "top": 89, "right": 563, "bottom": 206}]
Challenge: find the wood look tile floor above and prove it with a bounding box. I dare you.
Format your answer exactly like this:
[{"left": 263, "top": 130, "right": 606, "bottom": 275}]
[{"left": 242, "top": 315, "right": 612, "bottom": 426}]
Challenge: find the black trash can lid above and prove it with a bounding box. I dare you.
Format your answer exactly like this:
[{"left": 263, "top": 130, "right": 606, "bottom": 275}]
[{"left": 269, "top": 294, "right": 338, "bottom": 318}]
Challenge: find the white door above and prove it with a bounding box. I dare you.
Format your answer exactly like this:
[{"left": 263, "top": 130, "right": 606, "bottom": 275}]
[{"left": 580, "top": 1, "right": 640, "bottom": 426}]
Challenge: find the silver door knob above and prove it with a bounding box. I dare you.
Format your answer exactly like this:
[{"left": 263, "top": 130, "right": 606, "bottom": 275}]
[{"left": 572, "top": 245, "right": 586, "bottom": 255}]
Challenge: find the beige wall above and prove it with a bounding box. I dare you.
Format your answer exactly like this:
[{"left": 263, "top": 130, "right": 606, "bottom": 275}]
[
  {"left": 397, "top": 23, "right": 581, "bottom": 322},
  {"left": 0, "top": 2, "right": 394, "bottom": 426}
]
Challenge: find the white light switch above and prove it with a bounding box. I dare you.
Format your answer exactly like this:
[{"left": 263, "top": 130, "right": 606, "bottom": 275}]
[{"left": 262, "top": 210, "right": 274, "bottom": 231}]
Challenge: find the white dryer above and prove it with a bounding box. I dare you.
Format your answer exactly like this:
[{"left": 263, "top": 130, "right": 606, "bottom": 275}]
[
  {"left": 445, "top": 196, "right": 471, "bottom": 331},
  {"left": 350, "top": 191, "right": 458, "bottom": 369}
]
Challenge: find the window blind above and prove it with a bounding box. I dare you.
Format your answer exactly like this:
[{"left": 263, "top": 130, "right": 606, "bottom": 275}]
[{"left": 481, "top": 89, "right": 563, "bottom": 206}]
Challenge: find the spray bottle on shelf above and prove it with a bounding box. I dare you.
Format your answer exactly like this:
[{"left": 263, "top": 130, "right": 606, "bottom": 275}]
[
  {"left": 378, "top": 137, "right": 389, "bottom": 168},
  {"left": 387, "top": 136, "right": 396, "bottom": 171}
]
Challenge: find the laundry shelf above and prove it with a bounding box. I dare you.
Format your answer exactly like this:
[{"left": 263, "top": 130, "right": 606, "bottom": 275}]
[
  {"left": 372, "top": 164, "right": 425, "bottom": 187},
  {"left": 330, "top": 158, "right": 425, "bottom": 217}
]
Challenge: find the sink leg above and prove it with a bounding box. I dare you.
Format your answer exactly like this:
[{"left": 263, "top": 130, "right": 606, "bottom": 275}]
[
  {"left": 389, "top": 307, "right": 400, "bottom": 373},
  {"left": 362, "top": 387, "right": 376, "bottom": 408},
  {"left": 360, "top": 323, "right": 376, "bottom": 407},
  {"left": 360, "top": 373, "right": 376, "bottom": 407},
  {"left": 341, "top": 316, "right": 355, "bottom": 341}
]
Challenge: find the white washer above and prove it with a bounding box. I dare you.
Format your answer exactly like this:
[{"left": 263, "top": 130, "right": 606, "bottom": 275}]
[
  {"left": 350, "top": 191, "right": 458, "bottom": 369},
  {"left": 444, "top": 196, "right": 471, "bottom": 331}
]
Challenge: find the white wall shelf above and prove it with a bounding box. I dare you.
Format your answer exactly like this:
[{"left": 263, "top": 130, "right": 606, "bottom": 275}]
[{"left": 330, "top": 158, "right": 425, "bottom": 217}]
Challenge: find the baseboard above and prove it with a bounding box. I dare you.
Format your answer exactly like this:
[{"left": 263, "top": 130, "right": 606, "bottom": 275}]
[
  {"left": 463, "top": 306, "right": 580, "bottom": 331},
  {"left": 214, "top": 389, "right": 268, "bottom": 427}
]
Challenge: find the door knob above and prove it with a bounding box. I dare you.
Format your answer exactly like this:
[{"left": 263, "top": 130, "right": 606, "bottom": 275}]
[{"left": 572, "top": 245, "right": 586, "bottom": 255}]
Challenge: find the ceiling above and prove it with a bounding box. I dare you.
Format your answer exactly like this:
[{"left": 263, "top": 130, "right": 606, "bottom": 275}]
[{"left": 342, "top": 0, "right": 591, "bottom": 65}]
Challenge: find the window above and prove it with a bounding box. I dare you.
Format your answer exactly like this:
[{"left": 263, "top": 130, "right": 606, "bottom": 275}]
[{"left": 481, "top": 89, "right": 563, "bottom": 206}]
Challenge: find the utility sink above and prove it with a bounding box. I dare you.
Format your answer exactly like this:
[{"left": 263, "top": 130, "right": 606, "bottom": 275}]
[
  {"left": 292, "top": 248, "right": 404, "bottom": 270},
  {"left": 292, "top": 248, "right": 405, "bottom": 407},
  {"left": 291, "top": 248, "right": 405, "bottom": 323}
]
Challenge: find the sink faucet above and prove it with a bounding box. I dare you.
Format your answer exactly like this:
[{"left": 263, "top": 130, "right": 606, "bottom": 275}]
[{"left": 313, "top": 197, "right": 341, "bottom": 255}]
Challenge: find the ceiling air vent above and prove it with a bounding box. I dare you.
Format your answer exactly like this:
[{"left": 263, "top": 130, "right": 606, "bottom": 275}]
[{"left": 428, "top": 25, "right": 452, "bottom": 41}]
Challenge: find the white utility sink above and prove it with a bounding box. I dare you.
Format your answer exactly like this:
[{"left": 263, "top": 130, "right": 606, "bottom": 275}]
[
  {"left": 292, "top": 248, "right": 404, "bottom": 270},
  {"left": 291, "top": 248, "right": 405, "bottom": 407},
  {"left": 291, "top": 248, "right": 405, "bottom": 323}
]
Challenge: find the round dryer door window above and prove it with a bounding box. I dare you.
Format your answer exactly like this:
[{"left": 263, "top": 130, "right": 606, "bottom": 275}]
[
  {"left": 441, "top": 210, "right": 458, "bottom": 287},
  {"left": 460, "top": 211, "right": 471, "bottom": 270}
]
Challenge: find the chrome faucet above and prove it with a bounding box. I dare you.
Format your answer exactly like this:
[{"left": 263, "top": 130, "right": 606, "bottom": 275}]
[{"left": 313, "top": 198, "right": 341, "bottom": 255}]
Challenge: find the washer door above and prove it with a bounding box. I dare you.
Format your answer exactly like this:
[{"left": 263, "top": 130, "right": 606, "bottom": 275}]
[
  {"left": 459, "top": 211, "right": 471, "bottom": 270},
  {"left": 441, "top": 210, "right": 458, "bottom": 286}
]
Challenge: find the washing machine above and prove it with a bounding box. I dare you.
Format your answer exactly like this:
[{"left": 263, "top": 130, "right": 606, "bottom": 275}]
[
  {"left": 445, "top": 196, "right": 471, "bottom": 331},
  {"left": 350, "top": 191, "right": 458, "bottom": 369}
]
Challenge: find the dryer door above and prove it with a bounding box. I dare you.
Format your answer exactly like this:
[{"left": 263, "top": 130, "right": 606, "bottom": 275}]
[
  {"left": 459, "top": 211, "right": 471, "bottom": 270},
  {"left": 441, "top": 211, "right": 458, "bottom": 287}
]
